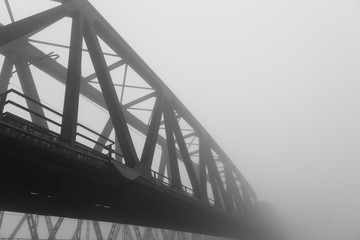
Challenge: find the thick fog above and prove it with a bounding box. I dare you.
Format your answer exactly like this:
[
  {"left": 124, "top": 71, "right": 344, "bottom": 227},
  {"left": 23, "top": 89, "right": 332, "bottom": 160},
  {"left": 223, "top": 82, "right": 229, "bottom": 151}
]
[{"left": 88, "top": 0, "right": 360, "bottom": 239}]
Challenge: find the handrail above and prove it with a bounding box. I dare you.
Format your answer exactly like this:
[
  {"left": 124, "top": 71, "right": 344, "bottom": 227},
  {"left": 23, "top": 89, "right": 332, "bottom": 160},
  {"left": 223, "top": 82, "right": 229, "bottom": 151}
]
[
  {"left": 0, "top": 88, "right": 118, "bottom": 157},
  {"left": 0, "top": 89, "right": 216, "bottom": 204}
]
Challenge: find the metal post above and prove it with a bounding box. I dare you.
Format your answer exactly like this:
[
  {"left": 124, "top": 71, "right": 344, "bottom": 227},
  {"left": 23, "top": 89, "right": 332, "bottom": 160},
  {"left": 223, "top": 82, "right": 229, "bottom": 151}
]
[
  {"left": 140, "top": 95, "right": 164, "bottom": 167},
  {"left": 61, "top": 13, "right": 84, "bottom": 143},
  {"left": 0, "top": 57, "right": 13, "bottom": 94},
  {"left": 170, "top": 104, "right": 202, "bottom": 199},
  {"left": 25, "top": 214, "right": 39, "bottom": 240},
  {"left": 163, "top": 101, "right": 182, "bottom": 191}
]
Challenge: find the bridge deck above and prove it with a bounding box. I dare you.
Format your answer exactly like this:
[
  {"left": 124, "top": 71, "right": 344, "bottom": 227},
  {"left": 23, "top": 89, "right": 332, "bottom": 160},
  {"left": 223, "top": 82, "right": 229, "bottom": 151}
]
[{"left": 0, "top": 113, "right": 257, "bottom": 239}]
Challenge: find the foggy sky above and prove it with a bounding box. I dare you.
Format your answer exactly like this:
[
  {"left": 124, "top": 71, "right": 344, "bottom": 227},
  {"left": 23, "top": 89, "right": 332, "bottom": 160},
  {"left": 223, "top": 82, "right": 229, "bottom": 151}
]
[{"left": 88, "top": 1, "right": 360, "bottom": 239}]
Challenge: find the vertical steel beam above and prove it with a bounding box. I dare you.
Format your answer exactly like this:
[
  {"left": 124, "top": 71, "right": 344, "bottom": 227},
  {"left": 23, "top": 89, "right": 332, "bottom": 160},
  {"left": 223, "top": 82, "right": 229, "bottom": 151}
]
[
  {"left": 71, "top": 219, "right": 83, "bottom": 240},
  {"left": 113, "top": 224, "right": 122, "bottom": 240},
  {"left": 34, "top": 215, "right": 39, "bottom": 230},
  {"left": 160, "top": 229, "right": 168, "bottom": 240},
  {"left": 225, "top": 165, "right": 247, "bottom": 217},
  {"left": 0, "top": 3, "right": 73, "bottom": 47},
  {"left": 0, "top": 57, "right": 13, "bottom": 94},
  {"left": 133, "top": 225, "right": 142, "bottom": 240},
  {"left": 8, "top": 214, "right": 26, "bottom": 240},
  {"left": 241, "top": 186, "right": 257, "bottom": 223},
  {"left": 198, "top": 138, "right": 208, "bottom": 199},
  {"left": 158, "top": 146, "right": 171, "bottom": 181},
  {"left": 0, "top": 211, "right": 4, "bottom": 231},
  {"left": 4, "top": 0, "right": 15, "bottom": 23},
  {"left": 86, "top": 220, "right": 90, "bottom": 240},
  {"left": 83, "top": 22, "right": 139, "bottom": 168},
  {"left": 14, "top": 59, "right": 48, "bottom": 128},
  {"left": 25, "top": 214, "right": 39, "bottom": 240},
  {"left": 163, "top": 101, "right": 182, "bottom": 191},
  {"left": 170, "top": 106, "right": 202, "bottom": 199},
  {"left": 45, "top": 216, "right": 54, "bottom": 237},
  {"left": 143, "top": 227, "right": 152, "bottom": 240},
  {"left": 200, "top": 138, "right": 221, "bottom": 208},
  {"left": 225, "top": 167, "right": 247, "bottom": 218},
  {"left": 107, "top": 223, "right": 118, "bottom": 240},
  {"left": 48, "top": 217, "right": 64, "bottom": 240},
  {"left": 92, "top": 221, "right": 104, "bottom": 240},
  {"left": 224, "top": 166, "right": 236, "bottom": 213},
  {"left": 120, "top": 64, "right": 128, "bottom": 103},
  {"left": 201, "top": 140, "right": 235, "bottom": 213},
  {"left": 140, "top": 95, "right": 164, "bottom": 167},
  {"left": 61, "top": 13, "right": 84, "bottom": 143}
]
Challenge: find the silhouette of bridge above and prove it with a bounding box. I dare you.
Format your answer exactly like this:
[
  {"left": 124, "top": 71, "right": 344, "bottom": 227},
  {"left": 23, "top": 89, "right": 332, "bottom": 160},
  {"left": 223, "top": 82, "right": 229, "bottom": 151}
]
[{"left": 0, "top": 1, "right": 279, "bottom": 239}]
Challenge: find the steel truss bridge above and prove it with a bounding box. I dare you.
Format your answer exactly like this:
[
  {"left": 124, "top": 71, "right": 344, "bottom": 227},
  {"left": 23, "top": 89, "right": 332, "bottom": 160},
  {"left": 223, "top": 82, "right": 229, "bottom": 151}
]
[{"left": 0, "top": 0, "right": 279, "bottom": 239}]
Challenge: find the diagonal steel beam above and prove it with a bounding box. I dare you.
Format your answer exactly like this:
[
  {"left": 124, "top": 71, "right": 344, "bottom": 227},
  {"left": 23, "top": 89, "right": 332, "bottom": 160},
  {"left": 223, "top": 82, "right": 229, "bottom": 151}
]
[
  {"left": 92, "top": 221, "right": 104, "bottom": 240},
  {"left": 0, "top": 57, "right": 13, "bottom": 94},
  {"left": 71, "top": 219, "right": 83, "bottom": 240},
  {"left": 0, "top": 3, "right": 73, "bottom": 47},
  {"left": 226, "top": 167, "right": 248, "bottom": 219},
  {"left": 26, "top": 214, "right": 40, "bottom": 240},
  {"left": 14, "top": 58, "right": 48, "bottom": 128},
  {"left": 85, "top": 59, "right": 125, "bottom": 82},
  {"left": 0, "top": 211, "right": 4, "bottom": 232},
  {"left": 83, "top": 21, "right": 139, "bottom": 168},
  {"left": 202, "top": 139, "right": 235, "bottom": 213},
  {"left": 163, "top": 101, "right": 182, "bottom": 190},
  {"left": 140, "top": 95, "right": 164, "bottom": 168},
  {"left": 171, "top": 103, "right": 202, "bottom": 199},
  {"left": 48, "top": 217, "right": 64, "bottom": 240}
]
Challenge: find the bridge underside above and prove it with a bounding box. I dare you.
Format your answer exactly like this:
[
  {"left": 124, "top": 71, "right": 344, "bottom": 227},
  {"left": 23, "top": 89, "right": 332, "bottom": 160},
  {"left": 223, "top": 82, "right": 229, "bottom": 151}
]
[{"left": 0, "top": 115, "right": 253, "bottom": 239}]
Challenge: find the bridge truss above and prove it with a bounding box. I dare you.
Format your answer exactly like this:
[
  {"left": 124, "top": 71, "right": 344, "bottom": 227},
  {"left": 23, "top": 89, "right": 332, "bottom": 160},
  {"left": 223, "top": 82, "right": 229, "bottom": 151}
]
[
  {"left": 0, "top": 0, "right": 277, "bottom": 239},
  {"left": 0, "top": 211, "right": 225, "bottom": 240}
]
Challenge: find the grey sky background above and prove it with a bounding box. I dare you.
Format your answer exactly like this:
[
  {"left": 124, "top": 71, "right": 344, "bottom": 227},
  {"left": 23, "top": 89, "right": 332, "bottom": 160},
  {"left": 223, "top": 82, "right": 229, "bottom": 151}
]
[
  {"left": 87, "top": 0, "right": 360, "bottom": 239},
  {"left": 1, "top": 0, "right": 359, "bottom": 239}
]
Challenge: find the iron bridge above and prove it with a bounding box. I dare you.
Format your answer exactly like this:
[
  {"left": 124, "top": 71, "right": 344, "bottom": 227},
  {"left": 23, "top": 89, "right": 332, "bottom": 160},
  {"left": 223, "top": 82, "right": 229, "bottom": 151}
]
[{"left": 0, "top": 0, "right": 279, "bottom": 239}]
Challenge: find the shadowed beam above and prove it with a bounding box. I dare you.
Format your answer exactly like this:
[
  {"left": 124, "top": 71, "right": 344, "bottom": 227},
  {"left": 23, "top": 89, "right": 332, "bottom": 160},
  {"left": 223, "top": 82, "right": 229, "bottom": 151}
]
[
  {"left": 0, "top": 3, "right": 73, "bottom": 47},
  {"left": 0, "top": 57, "right": 13, "bottom": 94},
  {"left": 93, "top": 91, "right": 156, "bottom": 152},
  {"left": 140, "top": 95, "right": 164, "bottom": 168},
  {"left": 171, "top": 103, "right": 203, "bottom": 199},
  {"left": 83, "top": 22, "right": 139, "bottom": 168},
  {"left": 14, "top": 59, "right": 48, "bottom": 129},
  {"left": 163, "top": 101, "right": 182, "bottom": 191},
  {"left": 61, "top": 14, "right": 84, "bottom": 144}
]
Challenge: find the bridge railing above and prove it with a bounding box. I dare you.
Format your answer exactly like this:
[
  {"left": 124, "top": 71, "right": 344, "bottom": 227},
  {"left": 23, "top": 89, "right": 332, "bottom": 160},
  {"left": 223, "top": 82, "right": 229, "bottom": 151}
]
[
  {"left": 0, "top": 88, "right": 122, "bottom": 159},
  {"left": 0, "top": 88, "right": 203, "bottom": 201}
]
